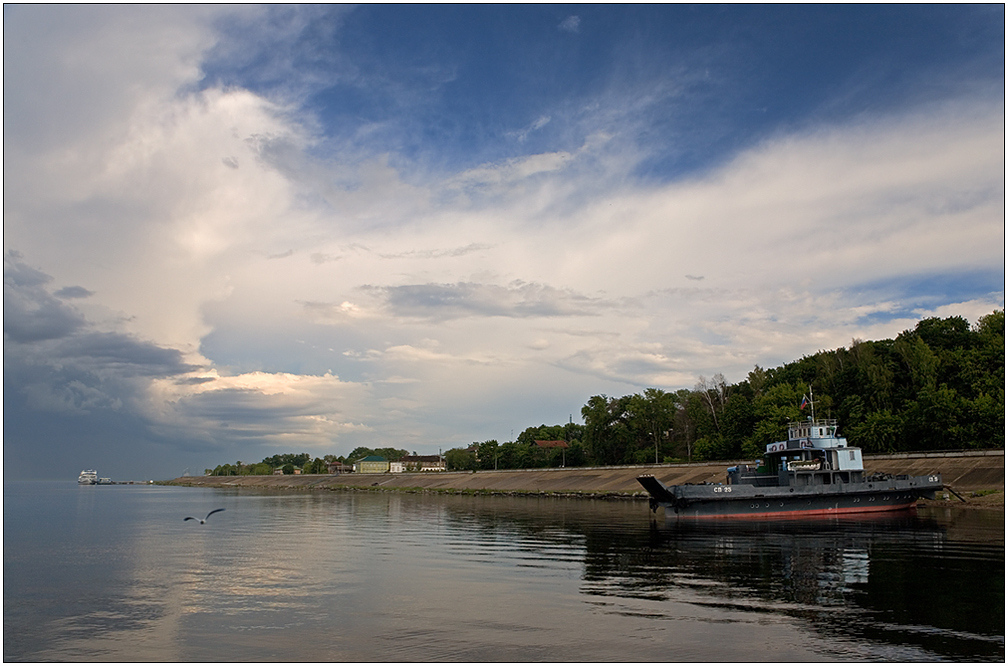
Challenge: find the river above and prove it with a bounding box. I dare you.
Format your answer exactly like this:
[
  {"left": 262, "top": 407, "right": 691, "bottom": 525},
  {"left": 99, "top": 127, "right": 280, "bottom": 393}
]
[{"left": 4, "top": 481, "right": 1003, "bottom": 661}]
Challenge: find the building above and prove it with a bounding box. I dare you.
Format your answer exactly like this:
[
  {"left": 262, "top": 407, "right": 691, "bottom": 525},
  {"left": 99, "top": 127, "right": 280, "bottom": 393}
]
[
  {"left": 357, "top": 456, "right": 389, "bottom": 474},
  {"left": 396, "top": 455, "right": 446, "bottom": 472},
  {"left": 535, "top": 440, "right": 570, "bottom": 467},
  {"left": 327, "top": 460, "right": 352, "bottom": 475}
]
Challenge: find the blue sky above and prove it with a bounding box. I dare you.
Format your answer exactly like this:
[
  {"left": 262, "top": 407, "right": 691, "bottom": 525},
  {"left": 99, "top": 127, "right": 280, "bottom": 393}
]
[{"left": 4, "top": 5, "right": 1004, "bottom": 480}]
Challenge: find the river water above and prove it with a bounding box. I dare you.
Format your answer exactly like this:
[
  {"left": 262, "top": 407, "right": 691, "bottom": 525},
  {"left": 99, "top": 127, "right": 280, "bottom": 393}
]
[{"left": 4, "top": 480, "right": 1004, "bottom": 662}]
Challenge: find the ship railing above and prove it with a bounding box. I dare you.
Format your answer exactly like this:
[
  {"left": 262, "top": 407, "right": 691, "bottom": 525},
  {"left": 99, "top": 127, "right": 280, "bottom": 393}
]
[{"left": 787, "top": 418, "right": 837, "bottom": 429}]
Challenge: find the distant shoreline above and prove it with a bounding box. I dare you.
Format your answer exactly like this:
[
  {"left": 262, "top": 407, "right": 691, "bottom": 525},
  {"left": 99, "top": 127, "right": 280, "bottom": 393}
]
[{"left": 163, "top": 451, "right": 1004, "bottom": 509}]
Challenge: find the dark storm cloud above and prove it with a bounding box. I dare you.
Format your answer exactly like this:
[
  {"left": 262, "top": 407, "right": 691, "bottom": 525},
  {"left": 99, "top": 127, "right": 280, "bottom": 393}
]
[
  {"left": 4, "top": 253, "right": 86, "bottom": 343},
  {"left": 4, "top": 253, "right": 202, "bottom": 476},
  {"left": 53, "top": 332, "right": 198, "bottom": 378},
  {"left": 5, "top": 253, "right": 197, "bottom": 378}
]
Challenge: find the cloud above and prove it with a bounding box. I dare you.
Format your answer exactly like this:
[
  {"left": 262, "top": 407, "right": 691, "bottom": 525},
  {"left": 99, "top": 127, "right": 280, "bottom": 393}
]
[
  {"left": 509, "top": 115, "right": 553, "bottom": 143},
  {"left": 450, "top": 150, "right": 575, "bottom": 190},
  {"left": 3, "top": 251, "right": 378, "bottom": 474},
  {"left": 363, "top": 281, "right": 607, "bottom": 321},
  {"left": 4, "top": 253, "right": 86, "bottom": 343},
  {"left": 558, "top": 15, "right": 580, "bottom": 34},
  {"left": 147, "top": 370, "right": 374, "bottom": 446},
  {"left": 53, "top": 286, "right": 94, "bottom": 299}
]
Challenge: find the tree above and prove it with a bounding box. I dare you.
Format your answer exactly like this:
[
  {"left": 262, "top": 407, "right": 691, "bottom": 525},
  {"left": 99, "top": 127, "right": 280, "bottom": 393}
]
[
  {"left": 444, "top": 447, "right": 475, "bottom": 471},
  {"left": 302, "top": 458, "right": 327, "bottom": 474},
  {"left": 476, "top": 440, "right": 499, "bottom": 470},
  {"left": 694, "top": 374, "right": 729, "bottom": 436},
  {"left": 627, "top": 388, "right": 676, "bottom": 464},
  {"left": 743, "top": 382, "right": 803, "bottom": 459},
  {"left": 581, "top": 395, "right": 634, "bottom": 465},
  {"left": 497, "top": 441, "right": 521, "bottom": 469}
]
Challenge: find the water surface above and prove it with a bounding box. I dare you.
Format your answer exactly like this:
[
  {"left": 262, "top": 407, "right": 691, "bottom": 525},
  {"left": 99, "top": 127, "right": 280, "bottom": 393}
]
[{"left": 4, "top": 481, "right": 1003, "bottom": 661}]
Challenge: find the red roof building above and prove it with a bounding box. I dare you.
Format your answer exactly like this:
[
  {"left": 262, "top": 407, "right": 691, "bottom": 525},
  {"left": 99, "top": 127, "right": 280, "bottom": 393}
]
[{"left": 534, "top": 440, "right": 569, "bottom": 449}]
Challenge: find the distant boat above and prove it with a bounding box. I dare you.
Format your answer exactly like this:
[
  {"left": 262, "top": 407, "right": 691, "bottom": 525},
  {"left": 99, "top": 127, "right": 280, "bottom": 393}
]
[
  {"left": 98, "top": 477, "right": 113, "bottom": 485},
  {"left": 78, "top": 470, "right": 98, "bottom": 485}
]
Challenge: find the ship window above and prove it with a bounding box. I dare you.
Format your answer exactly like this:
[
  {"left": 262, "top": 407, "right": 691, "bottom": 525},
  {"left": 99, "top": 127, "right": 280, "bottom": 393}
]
[{"left": 849, "top": 451, "right": 856, "bottom": 461}]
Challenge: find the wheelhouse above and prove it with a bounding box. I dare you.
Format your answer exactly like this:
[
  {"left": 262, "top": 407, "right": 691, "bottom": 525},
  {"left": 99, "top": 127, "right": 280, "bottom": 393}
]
[{"left": 727, "top": 419, "right": 865, "bottom": 487}]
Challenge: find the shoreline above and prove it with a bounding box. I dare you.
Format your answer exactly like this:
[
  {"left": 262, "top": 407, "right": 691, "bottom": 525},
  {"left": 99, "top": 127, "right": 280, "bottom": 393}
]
[{"left": 163, "top": 451, "right": 1005, "bottom": 509}]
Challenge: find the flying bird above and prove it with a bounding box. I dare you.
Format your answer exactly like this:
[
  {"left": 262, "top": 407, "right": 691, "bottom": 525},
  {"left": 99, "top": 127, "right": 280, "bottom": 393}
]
[{"left": 184, "top": 508, "right": 225, "bottom": 524}]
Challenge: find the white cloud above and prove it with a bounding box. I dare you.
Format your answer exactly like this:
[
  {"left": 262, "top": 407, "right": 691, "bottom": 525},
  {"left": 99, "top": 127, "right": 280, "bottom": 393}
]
[{"left": 559, "top": 16, "right": 581, "bottom": 34}]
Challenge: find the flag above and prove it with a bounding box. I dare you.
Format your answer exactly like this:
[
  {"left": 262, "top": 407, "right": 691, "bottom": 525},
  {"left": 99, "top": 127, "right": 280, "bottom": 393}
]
[{"left": 800, "top": 396, "right": 808, "bottom": 410}]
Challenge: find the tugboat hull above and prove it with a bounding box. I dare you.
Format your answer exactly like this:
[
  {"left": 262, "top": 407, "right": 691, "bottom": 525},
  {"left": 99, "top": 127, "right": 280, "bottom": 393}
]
[{"left": 639, "top": 474, "right": 943, "bottom": 521}]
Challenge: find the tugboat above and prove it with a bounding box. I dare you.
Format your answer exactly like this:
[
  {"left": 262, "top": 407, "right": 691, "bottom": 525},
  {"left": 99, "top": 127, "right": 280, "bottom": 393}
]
[
  {"left": 78, "top": 469, "right": 98, "bottom": 485},
  {"left": 638, "top": 396, "right": 943, "bottom": 520}
]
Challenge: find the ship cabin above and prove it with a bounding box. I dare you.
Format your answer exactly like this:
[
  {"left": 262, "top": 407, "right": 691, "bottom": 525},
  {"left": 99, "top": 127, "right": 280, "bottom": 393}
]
[{"left": 727, "top": 418, "right": 865, "bottom": 488}]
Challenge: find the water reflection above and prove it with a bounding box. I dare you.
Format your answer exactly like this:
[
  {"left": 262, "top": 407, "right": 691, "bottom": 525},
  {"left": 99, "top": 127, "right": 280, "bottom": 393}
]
[
  {"left": 4, "top": 485, "right": 1003, "bottom": 662},
  {"left": 436, "top": 497, "right": 1004, "bottom": 661}
]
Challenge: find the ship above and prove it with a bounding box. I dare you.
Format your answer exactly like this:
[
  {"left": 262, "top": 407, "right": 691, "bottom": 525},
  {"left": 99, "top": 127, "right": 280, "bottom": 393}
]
[
  {"left": 637, "top": 415, "right": 943, "bottom": 521},
  {"left": 78, "top": 469, "right": 98, "bottom": 485}
]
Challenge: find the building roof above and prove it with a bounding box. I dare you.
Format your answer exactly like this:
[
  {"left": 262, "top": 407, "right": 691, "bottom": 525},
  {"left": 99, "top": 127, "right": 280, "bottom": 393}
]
[
  {"left": 400, "top": 455, "right": 445, "bottom": 463},
  {"left": 359, "top": 455, "right": 387, "bottom": 462},
  {"left": 534, "top": 440, "right": 569, "bottom": 449}
]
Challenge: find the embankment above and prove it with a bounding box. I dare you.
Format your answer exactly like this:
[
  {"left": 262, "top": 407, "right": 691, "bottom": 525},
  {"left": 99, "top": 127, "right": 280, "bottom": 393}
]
[{"left": 165, "top": 450, "right": 1004, "bottom": 506}]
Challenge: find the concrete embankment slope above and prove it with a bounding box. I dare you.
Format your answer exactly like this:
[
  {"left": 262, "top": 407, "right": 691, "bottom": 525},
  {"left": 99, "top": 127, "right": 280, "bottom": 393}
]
[{"left": 167, "top": 450, "right": 1003, "bottom": 497}]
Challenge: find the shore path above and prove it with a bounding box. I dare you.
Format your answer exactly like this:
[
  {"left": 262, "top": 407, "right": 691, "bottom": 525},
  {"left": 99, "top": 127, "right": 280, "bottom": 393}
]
[{"left": 166, "top": 451, "right": 1004, "bottom": 507}]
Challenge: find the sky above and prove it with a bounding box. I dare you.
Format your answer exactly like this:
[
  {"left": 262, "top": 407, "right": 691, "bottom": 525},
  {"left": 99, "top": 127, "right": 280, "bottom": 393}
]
[{"left": 4, "top": 5, "right": 1004, "bottom": 480}]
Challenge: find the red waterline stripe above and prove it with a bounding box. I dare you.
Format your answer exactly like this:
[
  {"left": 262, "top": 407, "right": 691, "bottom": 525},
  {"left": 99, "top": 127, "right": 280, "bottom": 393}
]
[{"left": 676, "top": 501, "right": 919, "bottom": 520}]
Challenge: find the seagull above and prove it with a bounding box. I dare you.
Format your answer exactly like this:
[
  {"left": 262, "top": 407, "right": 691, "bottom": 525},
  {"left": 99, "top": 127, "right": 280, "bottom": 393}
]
[{"left": 184, "top": 508, "right": 225, "bottom": 524}]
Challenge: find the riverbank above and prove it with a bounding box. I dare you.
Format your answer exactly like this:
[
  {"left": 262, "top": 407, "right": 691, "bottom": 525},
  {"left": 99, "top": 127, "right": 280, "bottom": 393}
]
[{"left": 165, "top": 450, "right": 1004, "bottom": 508}]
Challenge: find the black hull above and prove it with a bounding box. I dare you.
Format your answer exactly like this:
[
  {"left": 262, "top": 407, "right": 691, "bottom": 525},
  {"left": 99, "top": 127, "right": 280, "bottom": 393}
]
[{"left": 638, "top": 474, "right": 942, "bottom": 521}]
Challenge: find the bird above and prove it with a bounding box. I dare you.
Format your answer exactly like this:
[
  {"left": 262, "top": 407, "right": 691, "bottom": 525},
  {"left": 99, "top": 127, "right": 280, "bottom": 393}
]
[{"left": 184, "top": 508, "right": 225, "bottom": 524}]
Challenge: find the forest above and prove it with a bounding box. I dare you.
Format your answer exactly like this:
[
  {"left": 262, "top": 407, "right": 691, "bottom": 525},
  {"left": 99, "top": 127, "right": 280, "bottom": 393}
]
[{"left": 206, "top": 311, "right": 1003, "bottom": 475}]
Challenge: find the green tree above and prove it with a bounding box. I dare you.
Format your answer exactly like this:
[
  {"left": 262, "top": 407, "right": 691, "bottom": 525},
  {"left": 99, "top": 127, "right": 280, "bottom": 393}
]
[
  {"left": 444, "top": 447, "right": 475, "bottom": 471},
  {"left": 627, "top": 388, "right": 677, "bottom": 464},
  {"left": 581, "top": 395, "right": 633, "bottom": 465},
  {"left": 497, "top": 441, "right": 522, "bottom": 469},
  {"left": 302, "top": 458, "right": 327, "bottom": 474},
  {"left": 475, "top": 440, "right": 500, "bottom": 470},
  {"left": 743, "top": 382, "right": 803, "bottom": 459},
  {"left": 846, "top": 409, "right": 902, "bottom": 454}
]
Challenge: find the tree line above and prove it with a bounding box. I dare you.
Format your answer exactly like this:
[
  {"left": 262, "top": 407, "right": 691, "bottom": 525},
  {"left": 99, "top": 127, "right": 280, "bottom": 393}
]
[
  {"left": 443, "top": 311, "right": 1004, "bottom": 470},
  {"left": 205, "top": 447, "right": 410, "bottom": 476}
]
